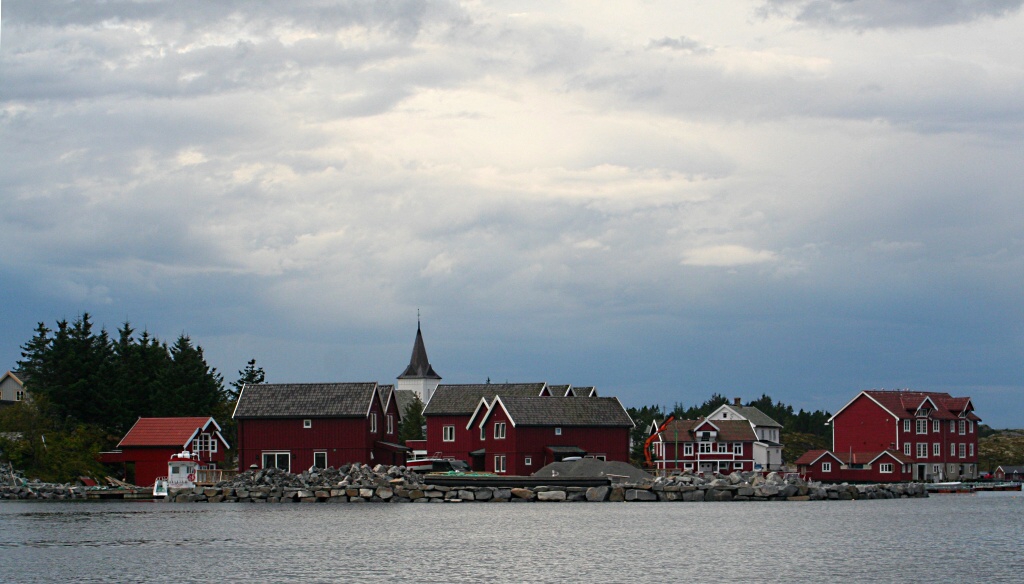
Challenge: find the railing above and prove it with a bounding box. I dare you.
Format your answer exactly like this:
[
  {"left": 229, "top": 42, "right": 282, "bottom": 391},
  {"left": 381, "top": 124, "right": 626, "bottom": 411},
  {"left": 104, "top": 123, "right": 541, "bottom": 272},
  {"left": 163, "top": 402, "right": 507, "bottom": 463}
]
[{"left": 195, "top": 469, "right": 238, "bottom": 485}]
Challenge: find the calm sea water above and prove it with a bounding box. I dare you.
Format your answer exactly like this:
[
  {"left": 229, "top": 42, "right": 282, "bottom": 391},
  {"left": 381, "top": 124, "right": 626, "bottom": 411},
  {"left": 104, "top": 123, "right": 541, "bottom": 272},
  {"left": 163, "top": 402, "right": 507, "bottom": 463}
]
[{"left": 1, "top": 493, "right": 1022, "bottom": 583}]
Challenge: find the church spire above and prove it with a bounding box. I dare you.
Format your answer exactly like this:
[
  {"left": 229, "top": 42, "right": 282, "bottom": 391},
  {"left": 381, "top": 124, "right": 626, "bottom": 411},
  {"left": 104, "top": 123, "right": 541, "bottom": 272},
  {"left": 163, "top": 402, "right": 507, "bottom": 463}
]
[{"left": 398, "top": 320, "right": 441, "bottom": 380}]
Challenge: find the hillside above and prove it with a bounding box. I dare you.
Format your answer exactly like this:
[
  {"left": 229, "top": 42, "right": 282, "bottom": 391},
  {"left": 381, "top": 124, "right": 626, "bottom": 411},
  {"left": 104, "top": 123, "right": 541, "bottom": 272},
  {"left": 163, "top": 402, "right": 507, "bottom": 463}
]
[{"left": 978, "top": 428, "right": 1024, "bottom": 472}]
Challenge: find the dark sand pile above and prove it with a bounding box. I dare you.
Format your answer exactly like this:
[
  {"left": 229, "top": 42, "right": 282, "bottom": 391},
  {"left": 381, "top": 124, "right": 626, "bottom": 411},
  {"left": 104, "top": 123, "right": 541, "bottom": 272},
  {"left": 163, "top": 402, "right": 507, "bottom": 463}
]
[{"left": 533, "top": 459, "right": 652, "bottom": 482}]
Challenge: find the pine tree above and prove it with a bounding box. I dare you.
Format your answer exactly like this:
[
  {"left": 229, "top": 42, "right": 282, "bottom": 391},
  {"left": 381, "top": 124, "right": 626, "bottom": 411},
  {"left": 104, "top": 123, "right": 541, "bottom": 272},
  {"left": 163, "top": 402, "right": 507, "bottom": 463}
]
[
  {"left": 156, "top": 335, "right": 225, "bottom": 417},
  {"left": 399, "top": 395, "right": 426, "bottom": 443},
  {"left": 229, "top": 358, "right": 266, "bottom": 398}
]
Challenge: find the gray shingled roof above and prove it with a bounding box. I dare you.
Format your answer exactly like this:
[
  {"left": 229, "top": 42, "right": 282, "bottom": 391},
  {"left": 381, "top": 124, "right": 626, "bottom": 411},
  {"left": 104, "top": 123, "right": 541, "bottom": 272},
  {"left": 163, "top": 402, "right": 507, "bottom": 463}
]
[
  {"left": 397, "top": 324, "right": 441, "bottom": 380},
  {"left": 548, "top": 385, "right": 571, "bottom": 396},
  {"left": 423, "top": 383, "right": 547, "bottom": 416},
  {"left": 233, "top": 383, "right": 378, "bottom": 418},
  {"left": 496, "top": 396, "right": 634, "bottom": 427},
  {"left": 393, "top": 389, "right": 420, "bottom": 416},
  {"left": 733, "top": 405, "right": 783, "bottom": 428}
]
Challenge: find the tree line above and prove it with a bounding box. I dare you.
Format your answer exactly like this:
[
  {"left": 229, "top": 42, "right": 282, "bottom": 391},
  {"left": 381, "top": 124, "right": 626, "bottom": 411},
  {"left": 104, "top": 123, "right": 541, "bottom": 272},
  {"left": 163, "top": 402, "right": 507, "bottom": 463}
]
[{"left": 1, "top": 313, "right": 262, "bottom": 481}]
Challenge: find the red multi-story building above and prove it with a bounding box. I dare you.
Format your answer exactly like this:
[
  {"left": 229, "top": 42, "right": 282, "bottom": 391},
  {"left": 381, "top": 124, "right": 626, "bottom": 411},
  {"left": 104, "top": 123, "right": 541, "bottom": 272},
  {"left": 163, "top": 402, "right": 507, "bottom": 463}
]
[
  {"left": 828, "top": 389, "right": 981, "bottom": 481},
  {"left": 233, "top": 382, "right": 406, "bottom": 472},
  {"left": 99, "top": 417, "right": 229, "bottom": 487},
  {"left": 649, "top": 418, "right": 759, "bottom": 474}
]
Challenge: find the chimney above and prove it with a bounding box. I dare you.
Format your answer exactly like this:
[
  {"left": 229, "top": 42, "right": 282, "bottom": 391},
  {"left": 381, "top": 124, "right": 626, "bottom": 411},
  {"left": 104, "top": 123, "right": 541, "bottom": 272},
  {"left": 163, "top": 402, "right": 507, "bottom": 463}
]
[{"left": 733, "top": 397, "right": 741, "bottom": 406}]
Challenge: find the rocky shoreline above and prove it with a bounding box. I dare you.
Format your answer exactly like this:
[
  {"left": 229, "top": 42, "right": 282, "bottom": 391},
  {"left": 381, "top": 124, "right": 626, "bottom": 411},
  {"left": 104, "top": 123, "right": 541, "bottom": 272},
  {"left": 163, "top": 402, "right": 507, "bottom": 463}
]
[{"left": 161, "top": 463, "right": 928, "bottom": 503}]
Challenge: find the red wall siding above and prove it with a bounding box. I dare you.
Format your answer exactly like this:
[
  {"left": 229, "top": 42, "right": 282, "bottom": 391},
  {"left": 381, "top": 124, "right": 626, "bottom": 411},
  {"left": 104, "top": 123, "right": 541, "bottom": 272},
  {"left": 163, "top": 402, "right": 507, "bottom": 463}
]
[
  {"left": 237, "top": 417, "right": 371, "bottom": 472},
  {"left": 833, "top": 395, "right": 898, "bottom": 454},
  {"left": 424, "top": 414, "right": 476, "bottom": 461}
]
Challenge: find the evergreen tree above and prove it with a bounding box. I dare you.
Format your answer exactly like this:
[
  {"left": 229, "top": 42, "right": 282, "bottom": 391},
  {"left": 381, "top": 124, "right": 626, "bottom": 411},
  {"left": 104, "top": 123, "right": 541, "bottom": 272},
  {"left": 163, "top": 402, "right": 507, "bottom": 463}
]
[
  {"left": 109, "top": 323, "right": 171, "bottom": 432},
  {"left": 627, "top": 404, "right": 666, "bottom": 464},
  {"left": 15, "top": 322, "right": 52, "bottom": 385},
  {"left": 229, "top": 358, "right": 266, "bottom": 398},
  {"left": 38, "top": 314, "right": 112, "bottom": 427},
  {"left": 399, "top": 395, "right": 426, "bottom": 443},
  {"left": 156, "top": 335, "right": 225, "bottom": 417}
]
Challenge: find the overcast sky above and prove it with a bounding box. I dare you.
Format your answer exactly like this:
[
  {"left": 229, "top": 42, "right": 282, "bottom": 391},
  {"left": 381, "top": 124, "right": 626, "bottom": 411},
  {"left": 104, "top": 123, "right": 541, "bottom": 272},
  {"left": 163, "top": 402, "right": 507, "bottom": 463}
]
[{"left": 2, "top": 1, "right": 1022, "bottom": 427}]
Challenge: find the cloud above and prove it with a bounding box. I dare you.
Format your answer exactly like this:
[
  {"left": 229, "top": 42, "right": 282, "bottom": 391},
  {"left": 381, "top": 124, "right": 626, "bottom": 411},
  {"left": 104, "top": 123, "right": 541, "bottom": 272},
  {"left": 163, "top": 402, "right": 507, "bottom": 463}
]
[
  {"left": 758, "top": 0, "right": 1024, "bottom": 29},
  {"left": 681, "top": 245, "right": 779, "bottom": 267}
]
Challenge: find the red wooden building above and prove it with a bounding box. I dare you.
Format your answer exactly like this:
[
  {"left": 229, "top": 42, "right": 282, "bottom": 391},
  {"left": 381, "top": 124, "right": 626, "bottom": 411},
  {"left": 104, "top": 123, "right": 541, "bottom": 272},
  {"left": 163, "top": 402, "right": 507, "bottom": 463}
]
[
  {"left": 472, "top": 395, "right": 634, "bottom": 475},
  {"left": 98, "top": 417, "right": 229, "bottom": 487},
  {"left": 795, "top": 448, "right": 913, "bottom": 482},
  {"left": 649, "top": 418, "right": 759, "bottom": 474},
  {"left": 233, "top": 382, "right": 406, "bottom": 472},
  {"left": 422, "top": 383, "right": 549, "bottom": 467},
  {"left": 829, "top": 389, "right": 981, "bottom": 481}
]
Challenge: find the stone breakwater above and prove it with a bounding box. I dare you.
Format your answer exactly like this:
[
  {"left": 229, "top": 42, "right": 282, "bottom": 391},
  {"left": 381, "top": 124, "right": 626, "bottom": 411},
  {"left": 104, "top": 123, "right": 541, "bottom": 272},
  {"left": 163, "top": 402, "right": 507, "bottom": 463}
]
[
  {"left": 1, "top": 484, "right": 88, "bottom": 500},
  {"left": 160, "top": 464, "right": 928, "bottom": 503}
]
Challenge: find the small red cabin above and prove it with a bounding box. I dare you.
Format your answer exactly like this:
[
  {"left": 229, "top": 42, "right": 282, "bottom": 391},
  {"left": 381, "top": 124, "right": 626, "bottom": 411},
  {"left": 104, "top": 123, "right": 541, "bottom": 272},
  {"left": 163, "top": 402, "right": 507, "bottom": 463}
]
[{"left": 98, "top": 417, "right": 229, "bottom": 487}]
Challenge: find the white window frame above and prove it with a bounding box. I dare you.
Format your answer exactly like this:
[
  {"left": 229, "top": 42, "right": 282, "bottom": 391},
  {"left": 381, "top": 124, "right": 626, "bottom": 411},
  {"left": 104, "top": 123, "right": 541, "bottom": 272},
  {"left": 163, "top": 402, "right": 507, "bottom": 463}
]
[
  {"left": 903, "top": 419, "right": 911, "bottom": 433},
  {"left": 370, "top": 413, "right": 377, "bottom": 433},
  {"left": 683, "top": 462, "right": 693, "bottom": 470},
  {"left": 933, "top": 464, "right": 940, "bottom": 475},
  {"left": 261, "top": 451, "right": 290, "bottom": 473},
  {"left": 698, "top": 443, "right": 712, "bottom": 454},
  {"left": 555, "top": 427, "right": 562, "bottom": 436},
  {"left": 951, "top": 443, "right": 956, "bottom": 456},
  {"left": 916, "top": 419, "right": 928, "bottom": 434},
  {"left": 959, "top": 420, "right": 966, "bottom": 435},
  {"left": 822, "top": 462, "right": 832, "bottom": 473},
  {"left": 15, "top": 390, "right": 24, "bottom": 401},
  {"left": 303, "top": 419, "right": 312, "bottom": 429},
  {"left": 933, "top": 443, "right": 940, "bottom": 456},
  {"left": 969, "top": 421, "right": 974, "bottom": 434},
  {"left": 387, "top": 414, "right": 394, "bottom": 434},
  {"left": 959, "top": 443, "right": 966, "bottom": 458},
  {"left": 717, "top": 442, "right": 729, "bottom": 453},
  {"left": 916, "top": 443, "right": 928, "bottom": 458},
  {"left": 950, "top": 420, "right": 956, "bottom": 432},
  {"left": 494, "top": 422, "right": 506, "bottom": 439},
  {"left": 732, "top": 442, "right": 742, "bottom": 454},
  {"left": 880, "top": 463, "right": 893, "bottom": 473},
  {"left": 903, "top": 443, "right": 911, "bottom": 456},
  {"left": 480, "top": 425, "right": 486, "bottom": 441},
  {"left": 443, "top": 425, "right": 455, "bottom": 442},
  {"left": 524, "top": 456, "right": 532, "bottom": 466},
  {"left": 933, "top": 420, "right": 940, "bottom": 433},
  {"left": 494, "top": 455, "right": 506, "bottom": 473},
  {"left": 313, "top": 451, "right": 327, "bottom": 469},
  {"left": 733, "top": 462, "right": 743, "bottom": 469},
  {"left": 684, "top": 443, "right": 693, "bottom": 456},
  {"left": 969, "top": 443, "right": 974, "bottom": 457}
]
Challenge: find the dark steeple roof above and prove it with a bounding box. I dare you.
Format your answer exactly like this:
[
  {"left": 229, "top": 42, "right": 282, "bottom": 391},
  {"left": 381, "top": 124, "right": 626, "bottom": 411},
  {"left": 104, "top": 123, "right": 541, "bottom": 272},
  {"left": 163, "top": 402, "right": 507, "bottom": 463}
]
[{"left": 397, "top": 322, "right": 441, "bottom": 380}]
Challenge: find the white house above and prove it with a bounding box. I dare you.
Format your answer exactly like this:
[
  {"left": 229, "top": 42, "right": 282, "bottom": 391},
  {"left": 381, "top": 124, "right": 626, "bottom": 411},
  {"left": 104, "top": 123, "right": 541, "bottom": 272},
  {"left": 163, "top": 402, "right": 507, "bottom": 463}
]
[{"left": 707, "top": 398, "right": 784, "bottom": 471}]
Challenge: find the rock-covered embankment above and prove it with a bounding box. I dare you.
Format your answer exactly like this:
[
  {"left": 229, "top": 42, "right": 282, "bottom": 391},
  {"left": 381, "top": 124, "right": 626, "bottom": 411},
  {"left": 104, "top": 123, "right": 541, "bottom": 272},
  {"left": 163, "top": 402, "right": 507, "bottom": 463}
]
[
  {"left": 1, "top": 484, "right": 89, "bottom": 500},
  {"left": 163, "top": 464, "right": 928, "bottom": 503}
]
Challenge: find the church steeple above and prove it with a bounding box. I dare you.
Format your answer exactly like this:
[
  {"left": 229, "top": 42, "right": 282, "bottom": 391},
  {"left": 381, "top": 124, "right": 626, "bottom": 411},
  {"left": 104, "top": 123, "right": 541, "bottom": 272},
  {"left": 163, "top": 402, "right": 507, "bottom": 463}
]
[{"left": 396, "top": 318, "right": 441, "bottom": 403}]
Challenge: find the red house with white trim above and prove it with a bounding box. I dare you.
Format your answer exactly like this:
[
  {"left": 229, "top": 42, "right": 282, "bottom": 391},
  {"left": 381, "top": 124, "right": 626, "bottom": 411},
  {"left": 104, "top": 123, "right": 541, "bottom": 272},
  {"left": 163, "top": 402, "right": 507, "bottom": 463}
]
[
  {"left": 649, "top": 418, "right": 759, "bottom": 475},
  {"left": 795, "top": 448, "right": 913, "bottom": 482},
  {"left": 473, "top": 395, "right": 634, "bottom": 475},
  {"left": 233, "top": 382, "right": 406, "bottom": 472},
  {"left": 98, "top": 417, "right": 229, "bottom": 487},
  {"left": 829, "top": 389, "right": 981, "bottom": 481}
]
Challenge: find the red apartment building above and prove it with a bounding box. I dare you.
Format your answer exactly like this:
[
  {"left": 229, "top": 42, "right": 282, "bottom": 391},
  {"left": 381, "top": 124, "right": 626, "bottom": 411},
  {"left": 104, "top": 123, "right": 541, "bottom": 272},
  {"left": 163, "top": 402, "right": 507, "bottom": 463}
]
[{"left": 826, "top": 389, "right": 981, "bottom": 481}]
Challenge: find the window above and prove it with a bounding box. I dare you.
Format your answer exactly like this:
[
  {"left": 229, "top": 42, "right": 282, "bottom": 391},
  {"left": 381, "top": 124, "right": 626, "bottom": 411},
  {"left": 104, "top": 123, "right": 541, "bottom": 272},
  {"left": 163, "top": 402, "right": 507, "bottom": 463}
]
[
  {"left": 170, "top": 465, "right": 180, "bottom": 475},
  {"left": 969, "top": 421, "right": 974, "bottom": 434},
  {"left": 880, "top": 463, "right": 893, "bottom": 473},
  {"left": 524, "top": 456, "right": 532, "bottom": 466},
  {"left": 480, "top": 425, "right": 486, "bottom": 441},
  {"left": 683, "top": 462, "right": 693, "bottom": 470},
  {"left": 933, "top": 420, "right": 940, "bottom": 433},
  {"left": 733, "top": 442, "right": 743, "bottom": 454},
  {"left": 262, "top": 452, "right": 290, "bottom": 472},
  {"left": 15, "top": 390, "right": 24, "bottom": 401},
  {"left": 555, "top": 427, "right": 562, "bottom": 436},
  {"left": 494, "top": 422, "right": 507, "bottom": 439},
  {"left": 717, "top": 442, "right": 728, "bottom": 453},
  {"left": 916, "top": 443, "right": 928, "bottom": 458},
  {"left": 192, "top": 433, "right": 217, "bottom": 453},
  {"left": 969, "top": 443, "right": 974, "bottom": 457},
  {"left": 959, "top": 420, "right": 966, "bottom": 435},
  {"left": 313, "top": 451, "right": 327, "bottom": 469},
  {"left": 684, "top": 443, "right": 693, "bottom": 456},
  {"left": 933, "top": 464, "right": 940, "bottom": 475},
  {"left": 950, "top": 420, "right": 956, "bottom": 432},
  {"left": 951, "top": 443, "right": 956, "bottom": 456},
  {"left": 904, "top": 443, "right": 911, "bottom": 456},
  {"left": 303, "top": 419, "right": 312, "bottom": 429},
  {"left": 933, "top": 443, "right": 940, "bottom": 456},
  {"left": 959, "top": 443, "right": 966, "bottom": 458},
  {"left": 698, "top": 443, "right": 712, "bottom": 454},
  {"left": 822, "top": 462, "right": 832, "bottom": 473},
  {"left": 370, "top": 414, "right": 377, "bottom": 433},
  {"left": 443, "top": 425, "right": 455, "bottom": 442},
  {"left": 903, "top": 419, "right": 911, "bottom": 433},
  {"left": 494, "top": 455, "right": 506, "bottom": 473},
  {"left": 916, "top": 419, "right": 928, "bottom": 434},
  {"left": 734, "top": 462, "right": 743, "bottom": 469},
  {"left": 387, "top": 415, "right": 394, "bottom": 435}
]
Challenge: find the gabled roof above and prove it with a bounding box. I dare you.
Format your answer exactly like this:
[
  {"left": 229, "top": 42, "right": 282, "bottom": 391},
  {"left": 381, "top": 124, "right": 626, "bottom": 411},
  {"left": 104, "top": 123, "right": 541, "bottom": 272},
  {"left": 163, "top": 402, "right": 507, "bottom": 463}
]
[
  {"left": 829, "top": 390, "right": 981, "bottom": 423},
  {"left": 378, "top": 384, "right": 394, "bottom": 412},
  {"left": 397, "top": 323, "right": 441, "bottom": 380},
  {"left": 710, "top": 404, "right": 783, "bottom": 428},
  {"left": 393, "top": 389, "right": 420, "bottom": 417},
  {"left": 658, "top": 418, "right": 757, "bottom": 442},
  {"left": 117, "top": 417, "right": 227, "bottom": 449},
  {"left": 996, "top": 465, "right": 1024, "bottom": 474},
  {"left": 1, "top": 371, "right": 25, "bottom": 386},
  {"left": 233, "top": 383, "right": 379, "bottom": 419},
  {"left": 423, "top": 383, "right": 547, "bottom": 416},
  {"left": 489, "top": 396, "right": 634, "bottom": 428},
  {"left": 571, "top": 386, "right": 597, "bottom": 397},
  {"left": 794, "top": 449, "right": 843, "bottom": 466},
  {"left": 835, "top": 449, "right": 913, "bottom": 466},
  {"left": 548, "top": 385, "right": 571, "bottom": 396}
]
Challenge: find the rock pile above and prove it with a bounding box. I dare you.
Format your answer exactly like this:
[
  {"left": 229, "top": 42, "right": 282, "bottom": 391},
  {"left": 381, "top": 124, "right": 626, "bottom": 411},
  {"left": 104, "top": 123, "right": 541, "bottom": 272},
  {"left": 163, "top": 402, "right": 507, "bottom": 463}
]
[
  {"left": 163, "top": 465, "right": 927, "bottom": 503},
  {"left": 0, "top": 484, "right": 89, "bottom": 500}
]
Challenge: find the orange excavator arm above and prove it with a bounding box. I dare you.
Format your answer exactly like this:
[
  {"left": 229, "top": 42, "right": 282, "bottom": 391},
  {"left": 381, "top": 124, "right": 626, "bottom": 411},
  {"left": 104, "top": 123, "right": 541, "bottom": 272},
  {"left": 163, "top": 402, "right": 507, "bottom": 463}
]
[{"left": 643, "top": 414, "right": 675, "bottom": 468}]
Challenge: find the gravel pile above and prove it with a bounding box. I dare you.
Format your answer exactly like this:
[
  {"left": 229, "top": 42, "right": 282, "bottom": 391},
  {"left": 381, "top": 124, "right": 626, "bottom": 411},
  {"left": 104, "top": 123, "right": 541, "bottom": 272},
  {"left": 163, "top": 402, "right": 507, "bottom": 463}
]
[
  {"left": 218, "top": 463, "right": 425, "bottom": 491},
  {"left": 533, "top": 459, "right": 653, "bottom": 482}
]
